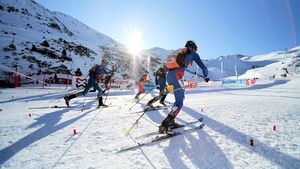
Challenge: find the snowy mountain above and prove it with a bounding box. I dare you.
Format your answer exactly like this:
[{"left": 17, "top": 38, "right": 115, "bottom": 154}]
[
  {"left": 0, "top": 0, "right": 160, "bottom": 79},
  {"left": 143, "top": 47, "right": 173, "bottom": 62},
  {"left": 0, "top": 0, "right": 299, "bottom": 82},
  {"left": 199, "top": 49, "right": 299, "bottom": 80},
  {"left": 230, "top": 47, "right": 300, "bottom": 80}
]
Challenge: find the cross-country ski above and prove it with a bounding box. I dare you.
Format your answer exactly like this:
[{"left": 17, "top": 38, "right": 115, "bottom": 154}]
[{"left": 117, "top": 123, "right": 205, "bottom": 153}]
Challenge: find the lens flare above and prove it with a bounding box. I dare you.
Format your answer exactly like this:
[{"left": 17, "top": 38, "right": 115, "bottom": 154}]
[{"left": 125, "top": 28, "right": 143, "bottom": 56}]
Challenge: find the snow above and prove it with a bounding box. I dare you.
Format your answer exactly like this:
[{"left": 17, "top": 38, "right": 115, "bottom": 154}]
[
  {"left": 1, "top": 1, "right": 300, "bottom": 167},
  {"left": 238, "top": 69, "right": 266, "bottom": 79},
  {"left": 1, "top": 75, "right": 300, "bottom": 168}
]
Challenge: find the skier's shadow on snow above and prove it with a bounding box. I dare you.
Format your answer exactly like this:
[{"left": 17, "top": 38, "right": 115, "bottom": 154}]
[
  {"left": 106, "top": 90, "right": 136, "bottom": 97},
  {"left": 143, "top": 79, "right": 290, "bottom": 125},
  {"left": 162, "top": 106, "right": 300, "bottom": 169},
  {"left": 0, "top": 90, "right": 69, "bottom": 104},
  {"left": 139, "top": 95, "right": 232, "bottom": 168},
  {"left": 0, "top": 88, "right": 133, "bottom": 104},
  {"left": 0, "top": 100, "right": 96, "bottom": 165},
  {"left": 164, "top": 128, "right": 232, "bottom": 169},
  {"left": 157, "top": 104, "right": 232, "bottom": 168}
]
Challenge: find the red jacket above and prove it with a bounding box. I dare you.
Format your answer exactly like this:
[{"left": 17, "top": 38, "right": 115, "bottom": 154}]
[{"left": 139, "top": 74, "right": 148, "bottom": 82}]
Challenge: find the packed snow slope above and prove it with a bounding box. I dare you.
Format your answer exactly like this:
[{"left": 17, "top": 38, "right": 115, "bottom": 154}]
[{"left": 0, "top": 75, "right": 300, "bottom": 168}]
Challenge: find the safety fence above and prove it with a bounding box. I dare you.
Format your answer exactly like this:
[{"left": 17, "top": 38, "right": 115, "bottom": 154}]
[{"left": 71, "top": 75, "right": 136, "bottom": 90}]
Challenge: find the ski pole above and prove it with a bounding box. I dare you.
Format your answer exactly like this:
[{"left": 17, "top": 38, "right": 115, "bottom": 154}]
[
  {"left": 128, "top": 85, "right": 156, "bottom": 110},
  {"left": 186, "top": 69, "right": 204, "bottom": 78},
  {"left": 124, "top": 107, "right": 151, "bottom": 135},
  {"left": 124, "top": 85, "right": 192, "bottom": 136},
  {"left": 103, "top": 70, "right": 115, "bottom": 104},
  {"left": 49, "top": 89, "right": 79, "bottom": 103},
  {"left": 125, "top": 83, "right": 197, "bottom": 135},
  {"left": 103, "top": 82, "right": 111, "bottom": 104}
]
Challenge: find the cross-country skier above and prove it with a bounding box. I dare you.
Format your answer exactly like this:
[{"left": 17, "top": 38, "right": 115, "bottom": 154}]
[
  {"left": 159, "top": 40, "right": 209, "bottom": 133},
  {"left": 134, "top": 71, "right": 149, "bottom": 100},
  {"left": 101, "top": 68, "right": 115, "bottom": 95},
  {"left": 89, "top": 67, "right": 115, "bottom": 93},
  {"left": 146, "top": 67, "right": 168, "bottom": 107},
  {"left": 64, "top": 59, "right": 114, "bottom": 108}
]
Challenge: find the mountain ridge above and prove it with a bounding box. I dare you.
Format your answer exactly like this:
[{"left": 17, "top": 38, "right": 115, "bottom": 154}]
[{"left": 0, "top": 0, "right": 299, "bottom": 80}]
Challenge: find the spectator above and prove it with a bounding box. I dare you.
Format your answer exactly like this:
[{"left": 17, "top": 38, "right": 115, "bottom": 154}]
[{"left": 75, "top": 68, "right": 83, "bottom": 76}]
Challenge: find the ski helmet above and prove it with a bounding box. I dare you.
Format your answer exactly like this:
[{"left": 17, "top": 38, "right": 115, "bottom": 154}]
[
  {"left": 101, "top": 59, "right": 109, "bottom": 65},
  {"left": 158, "top": 67, "right": 164, "bottom": 73},
  {"left": 185, "top": 40, "right": 197, "bottom": 51}
]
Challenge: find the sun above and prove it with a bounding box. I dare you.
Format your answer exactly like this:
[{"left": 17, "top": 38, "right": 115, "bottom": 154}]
[{"left": 125, "top": 29, "right": 143, "bottom": 56}]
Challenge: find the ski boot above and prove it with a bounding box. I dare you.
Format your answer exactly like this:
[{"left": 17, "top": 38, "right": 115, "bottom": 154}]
[
  {"left": 158, "top": 114, "right": 174, "bottom": 134},
  {"left": 169, "top": 118, "right": 184, "bottom": 129},
  {"left": 159, "top": 101, "right": 166, "bottom": 106},
  {"left": 146, "top": 98, "right": 157, "bottom": 109},
  {"left": 97, "top": 97, "right": 108, "bottom": 108},
  {"left": 134, "top": 93, "right": 139, "bottom": 100},
  {"left": 64, "top": 94, "right": 77, "bottom": 107},
  {"left": 159, "top": 95, "right": 167, "bottom": 106}
]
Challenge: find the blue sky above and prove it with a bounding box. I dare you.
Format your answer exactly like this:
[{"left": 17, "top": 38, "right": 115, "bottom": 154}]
[{"left": 36, "top": 0, "right": 299, "bottom": 59}]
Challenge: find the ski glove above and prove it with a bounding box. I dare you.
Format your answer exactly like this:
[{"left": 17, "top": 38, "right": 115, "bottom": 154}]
[{"left": 204, "top": 77, "right": 209, "bottom": 83}]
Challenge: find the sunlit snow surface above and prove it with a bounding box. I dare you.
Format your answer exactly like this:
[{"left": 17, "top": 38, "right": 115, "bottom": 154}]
[{"left": 0, "top": 76, "right": 299, "bottom": 169}]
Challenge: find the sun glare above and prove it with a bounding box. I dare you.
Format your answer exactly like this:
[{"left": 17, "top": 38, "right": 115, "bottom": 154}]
[{"left": 125, "top": 29, "right": 143, "bottom": 56}]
